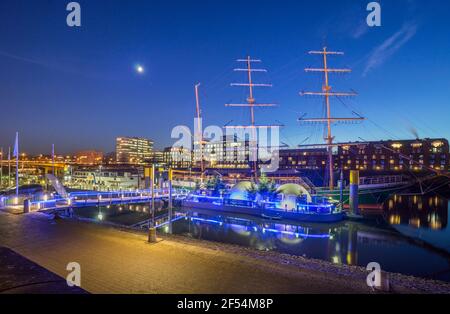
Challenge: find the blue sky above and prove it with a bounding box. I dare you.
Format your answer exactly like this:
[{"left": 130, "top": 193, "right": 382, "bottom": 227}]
[{"left": 0, "top": 0, "right": 449, "bottom": 154}]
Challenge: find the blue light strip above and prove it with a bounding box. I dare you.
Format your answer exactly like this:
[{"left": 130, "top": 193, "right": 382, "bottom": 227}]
[
  {"left": 29, "top": 190, "right": 181, "bottom": 206},
  {"left": 186, "top": 216, "right": 330, "bottom": 239},
  {"left": 189, "top": 194, "right": 335, "bottom": 211},
  {"left": 190, "top": 217, "right": 223, "bottom": 225}
]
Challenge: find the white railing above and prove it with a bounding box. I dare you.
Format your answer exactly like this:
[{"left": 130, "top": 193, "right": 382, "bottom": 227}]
[{"left": 359, "top": 175, "right": 406, "bottom": 186}]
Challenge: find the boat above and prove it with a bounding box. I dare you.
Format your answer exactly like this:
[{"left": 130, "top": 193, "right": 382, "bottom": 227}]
[
  {"left": 181, "top": 183, "right": 345, "bottom": 223},
  {"left": 261, "top": 213, "right": 283, "bottom": 220},
  {"left": 316, "top": 175, "right": 414, "bottom": 205}
]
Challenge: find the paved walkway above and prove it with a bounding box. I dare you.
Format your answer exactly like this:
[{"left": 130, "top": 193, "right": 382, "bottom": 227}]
[
  {"left": 0, "top": 211, "right": 446, "bottom": 294},
  {"left": 0, "top": 247, "right": 87, "bottom": 294}
]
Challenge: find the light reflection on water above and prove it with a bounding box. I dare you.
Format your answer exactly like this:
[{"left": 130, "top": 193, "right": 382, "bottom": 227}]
[
  {"left": 382, "top": 195, "right": 450, "bottom": 254},
  {"left": 72, "top": 194, "right": 450, "bottom": 282}
]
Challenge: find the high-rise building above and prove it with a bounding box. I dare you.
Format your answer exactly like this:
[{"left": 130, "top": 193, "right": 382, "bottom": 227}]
[
  {"left": 149, "top": 150, "right": 165, "bottom": 165},
  {"left": 193, "top": 135, "right": 251, "bottom": 169},
  {"left": 116, "top": 137, "right": 153, "bottom": 164},
  {"left": 163, "top": 146, "right": 192, "bottom": 168}
]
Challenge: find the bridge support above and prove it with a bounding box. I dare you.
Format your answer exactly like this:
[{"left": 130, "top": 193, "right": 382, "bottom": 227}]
[{"left": 349, "top": 170, "right": 359, "bottom": 215}]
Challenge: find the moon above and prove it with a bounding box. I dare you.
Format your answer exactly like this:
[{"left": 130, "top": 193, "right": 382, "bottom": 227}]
[{"left": 135, "top": 64, "right": 145, "bottom": 74}]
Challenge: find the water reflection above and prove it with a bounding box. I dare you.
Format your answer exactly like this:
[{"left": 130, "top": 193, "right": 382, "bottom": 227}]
[
  {"left": 384, "top": 194, "right": 448, "bottom": 230},
  {"left": 72, "top": 201, "right": 166, "bottom": 226},
  {"left": 168, "top": 206, "right": 450, "bottom": 282},
  {"left": 383, "top": 194, "right": 450, "bottom": 255}
]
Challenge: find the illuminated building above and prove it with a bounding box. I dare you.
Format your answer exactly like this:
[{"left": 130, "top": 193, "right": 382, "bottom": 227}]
[
  {"left": 337, "top": 138, "right": 449, "bottom": 172},
  {"left": 116, "top": 137, "right": 153, "bottom": 164},
  {"left": 193, "top": 136, "right": 251, "bottom": 169},
  {"left": 163, "top": 147, "right": 192, "bottom": 169},
  {"left": 75, "top": 150, "right": 104, "bottom": 165},
  {"left": 278, "top": 148, "right": 328, "bottom": 170},
  {"left": 149, "top": 150, "right": 165, "bottom": 165},
  {"left": 68, "top": 167, "right": 142, "bottom": 191},
  {"left": 278, "top": 138, "right": 449, "bottom": 173}
]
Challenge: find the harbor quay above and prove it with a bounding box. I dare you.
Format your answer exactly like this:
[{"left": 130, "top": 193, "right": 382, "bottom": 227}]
[{"left": 1, "top": 210, "right": 450, "bottom": 294}]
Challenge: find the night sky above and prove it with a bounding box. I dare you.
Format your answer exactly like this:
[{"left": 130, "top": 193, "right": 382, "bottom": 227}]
[{"left": 0, "top": 0, "right": 449, "bottom": 155}]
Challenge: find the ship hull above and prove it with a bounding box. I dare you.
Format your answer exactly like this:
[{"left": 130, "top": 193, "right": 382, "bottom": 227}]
[
  {"left": 181, "top": 200, "right": 344, "bottom": 223},
  {"left": 316, "top": 183, "right": 410, "bottom": 205}
]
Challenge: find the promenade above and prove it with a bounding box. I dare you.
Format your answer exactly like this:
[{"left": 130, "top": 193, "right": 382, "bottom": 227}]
[{"left": 0, "top": 211, "right": 449, "bottom": 294}]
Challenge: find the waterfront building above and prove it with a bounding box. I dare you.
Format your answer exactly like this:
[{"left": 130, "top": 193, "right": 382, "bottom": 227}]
[
  {"left": 116, "top": 137, "right": 153, "bottom": 165},
  {"left": 75, "top": 150, "right": 104, "bottom": 165},
  {"left": 163, "top": 146, "right": 192, "bottom": 169},
  {"left": 164, "top": 137, "right": 449, "bottom": 178},
  {"left": 149, "top": 150, "right": 165, "bottom": 165},
  {"left": 193, "top": 136, "right": 251, "bottom": 169},
  {"left": 67, "top": 166, "right": 142, "bottom": 191},
  {"left": 277, "top": 138, "right": 449, "bottom": 173},
  {"left": 337, "top": 138, "right": 449, "bottom": 172},
  {"left": 278, "top": 148, "right": 328, "bottom": 170}
]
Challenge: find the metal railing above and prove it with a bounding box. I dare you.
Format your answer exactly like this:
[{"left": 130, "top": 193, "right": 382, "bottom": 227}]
[{"left": 359, "top": 175, "right": 407, "bottom": 186}]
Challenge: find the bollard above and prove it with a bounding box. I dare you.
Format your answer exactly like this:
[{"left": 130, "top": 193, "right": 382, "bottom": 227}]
[
  {"left": 148, "top": 227, "right": 157, "bottom": 243},
  {"left": 24, "top": 199, "right": 30, "bottom": 214},
  {"left": 349, "top": 170, "right": 359, "bottom": 215},
  {"left": 376, "top": 271, "right": 391, "bottom": 292}
]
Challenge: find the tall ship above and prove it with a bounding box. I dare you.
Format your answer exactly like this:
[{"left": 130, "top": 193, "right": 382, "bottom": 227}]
[
  {"left": 181, "top": 49, "right": 449, "bottom": 220},
  {"left": 182, "top": 55, "right": 345, "bottom": 223},
  {"left": 297, "top": 47, "right": 448, "bottom": 206}
]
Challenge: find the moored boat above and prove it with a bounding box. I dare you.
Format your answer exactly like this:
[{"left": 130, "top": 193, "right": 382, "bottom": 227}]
[{"left": 181, "top": 184, "right": 344, "bottom": 223}]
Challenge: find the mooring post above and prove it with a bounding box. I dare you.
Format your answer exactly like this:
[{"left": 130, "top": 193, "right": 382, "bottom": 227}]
[
  {"left": 339, "top": 169, "right": 344, "bottom": 207},
  {"left": 349, "top": 170, "right": 359, "bottom": 215},
  {"left": 168, "top": 168, "right": 173, "bottom": 234},
  {"left": 148, "top": 164, "right": 157, "bottom": 243},
  {"left": 23, "top": 199, "right": 30, "bottom": 214}
]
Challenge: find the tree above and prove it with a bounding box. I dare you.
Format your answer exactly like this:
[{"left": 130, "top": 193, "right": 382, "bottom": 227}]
[
  {"left": 257, "top": 173, "right": 277, "bottom": 200},
  {"left": 206, "top": 175, "right": 225, "bottom": 196}
]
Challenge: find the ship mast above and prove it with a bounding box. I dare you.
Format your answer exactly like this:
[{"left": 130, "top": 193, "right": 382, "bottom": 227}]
[
  {"left": 300, "top": 47, "right": 363, "bottom": 190},
  {"left": 194, "top": 83, "right": 205, "bottom": 183},
  {"left": 225, "top": 56, "right": 276, "bottom": 181}
]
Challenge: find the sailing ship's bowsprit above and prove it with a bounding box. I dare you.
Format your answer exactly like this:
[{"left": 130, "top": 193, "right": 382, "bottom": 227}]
[{"left": 299, "top": 47, "right": 365, "bottom": 190}]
